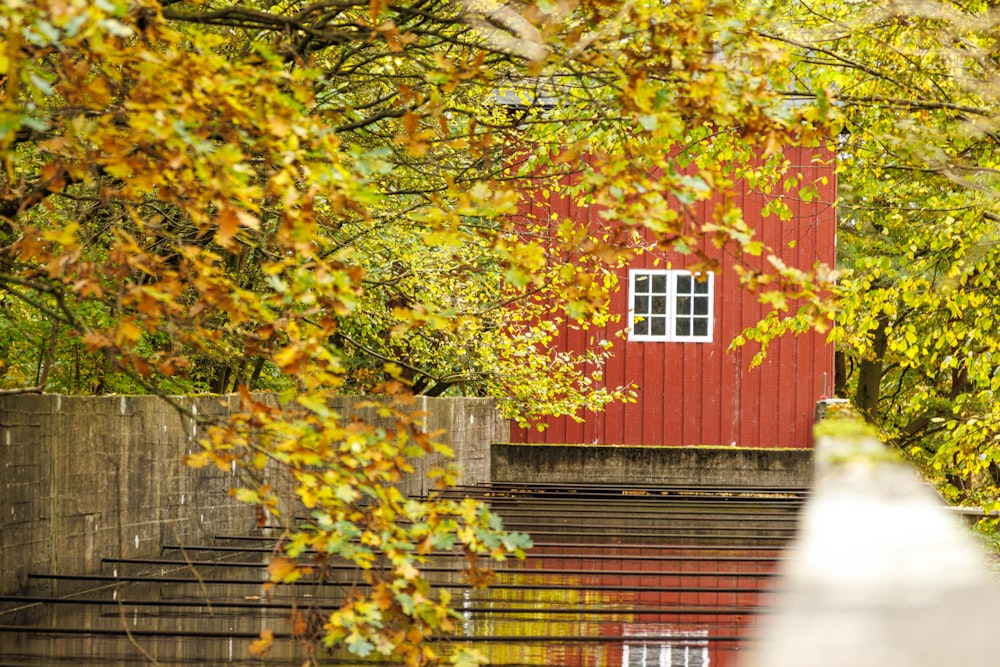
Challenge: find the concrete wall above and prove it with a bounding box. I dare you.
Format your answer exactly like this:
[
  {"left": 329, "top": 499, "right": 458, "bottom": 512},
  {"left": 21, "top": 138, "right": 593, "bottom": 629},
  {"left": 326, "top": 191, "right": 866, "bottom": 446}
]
[
  {"left": 748, "top": 425, "right": 1000, "bottom": 667},
  {"left": 0, "top": 394, "right": 253, "bottom": 597},
  {"left": 329, "top": 396, "right": 506, "bottom": 498},
  {"left": 490, "top": 443, "right": 813, "bottom": 488},
  {"left": 0, "top": 394, "right": 503, "bottom": 596}
]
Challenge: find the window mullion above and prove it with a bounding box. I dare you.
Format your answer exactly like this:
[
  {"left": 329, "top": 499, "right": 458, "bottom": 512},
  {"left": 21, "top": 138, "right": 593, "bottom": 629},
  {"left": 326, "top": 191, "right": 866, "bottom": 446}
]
[{"left": 666, "top": 271, "right": 677, "bottom": 343}]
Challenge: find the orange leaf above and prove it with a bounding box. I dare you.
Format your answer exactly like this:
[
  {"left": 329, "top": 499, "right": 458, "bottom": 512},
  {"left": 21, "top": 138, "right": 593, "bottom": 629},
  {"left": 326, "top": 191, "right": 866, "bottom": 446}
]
[
  {"left": 215, "top": 206, "right": 241, "bottom": 249},
  {"left": 290, "top": 609, "right": 308, "bottom": 636},
  {"left": 267, "top": 556, "right": 299, "bottom": 583},
  {"left": 248, "top": 629, "right": 274, "bottom": 657},
  {"left": 114, "top": 320, "right": 143, "bottom": 347},
  {"left": 81, "top": 331, "right": 111, "bottom": 351},
  {"left": 402, "top": 111, "right": 419, "bottom": 137}
]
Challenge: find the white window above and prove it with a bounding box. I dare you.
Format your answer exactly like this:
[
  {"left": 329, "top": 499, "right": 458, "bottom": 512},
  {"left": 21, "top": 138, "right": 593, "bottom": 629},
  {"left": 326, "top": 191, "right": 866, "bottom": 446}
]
[
  {"left": 628, "top": 269, "right": 714, "bottom": 342},
  {"left": 621, "top": 628, "right": 710, "bottom": 667}
]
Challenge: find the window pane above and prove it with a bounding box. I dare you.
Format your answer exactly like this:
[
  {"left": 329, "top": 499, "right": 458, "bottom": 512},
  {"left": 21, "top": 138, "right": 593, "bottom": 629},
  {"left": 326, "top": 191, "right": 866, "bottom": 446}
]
[
  {"left": 689, "top": 648, "right": 709, "bottom": 667},
  {"left": 630, "top": 270, "right": 712, "bottom": 342},
  {"left": 623, "top": 644, "right": 646, "bottom": 667}
]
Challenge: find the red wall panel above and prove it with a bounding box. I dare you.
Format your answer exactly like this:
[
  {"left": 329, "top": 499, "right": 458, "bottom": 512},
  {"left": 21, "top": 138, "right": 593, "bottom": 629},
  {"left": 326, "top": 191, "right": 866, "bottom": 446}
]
[{"left": 512, "top": 146, "right": 837, "bottom": 448}]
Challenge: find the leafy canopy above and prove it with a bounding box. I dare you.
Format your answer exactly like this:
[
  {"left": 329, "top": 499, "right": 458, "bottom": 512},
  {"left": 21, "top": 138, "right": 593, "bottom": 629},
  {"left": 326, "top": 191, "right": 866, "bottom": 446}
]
[
  {"left": 0, "top": 0, "right": 832, "bottom": 662},
  {"left": 759, "top": 0, "right": 1000, "bottom": 510}
]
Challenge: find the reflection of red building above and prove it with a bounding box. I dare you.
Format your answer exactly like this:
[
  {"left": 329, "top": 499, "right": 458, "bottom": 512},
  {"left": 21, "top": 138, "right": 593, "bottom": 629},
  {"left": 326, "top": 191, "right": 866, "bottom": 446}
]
[
  {"left": 473, "top": 485, "right": 799, "bottom": 667},
  {"left": 512, "top": 146, "right": 836, "bottom": 448},
  {"left": 507, "top": 542, "right": 778, "bottom": 667}
]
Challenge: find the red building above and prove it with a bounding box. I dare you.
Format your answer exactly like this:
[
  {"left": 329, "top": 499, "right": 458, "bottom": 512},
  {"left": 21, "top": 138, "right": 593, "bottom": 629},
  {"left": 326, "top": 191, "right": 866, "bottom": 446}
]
[{"left": 511, "top": 146, "right": 837, "bottom": 448}]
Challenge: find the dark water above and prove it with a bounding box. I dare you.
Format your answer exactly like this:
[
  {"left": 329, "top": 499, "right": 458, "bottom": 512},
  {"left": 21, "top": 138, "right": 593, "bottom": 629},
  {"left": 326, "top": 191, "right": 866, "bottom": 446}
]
[{"left": 1, "top": 488, "right": 799, "bottom": 666}]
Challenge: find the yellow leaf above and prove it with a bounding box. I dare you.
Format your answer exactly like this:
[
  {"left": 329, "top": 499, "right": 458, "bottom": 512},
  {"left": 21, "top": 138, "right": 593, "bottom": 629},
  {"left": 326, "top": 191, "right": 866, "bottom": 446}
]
[
  {"left": 397, "top": 560, "right": 419, "bottom": 581},
  {"left": 248, "top": 629, "right": 274, "bottom": 657},
  {"left": 114, "top": 320, "right": 143, "bottom": 347},
  {"left": 183, "top": 451, "right": 211, "bottom": 469},
  {"left": 42, "top": 221, "right": 80, "bottom": 248}
]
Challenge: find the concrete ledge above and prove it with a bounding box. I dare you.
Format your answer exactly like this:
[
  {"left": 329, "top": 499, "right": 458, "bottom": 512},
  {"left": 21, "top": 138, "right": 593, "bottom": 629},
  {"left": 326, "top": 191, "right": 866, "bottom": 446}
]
[
  {"left": 490, "top": 443, "right": 813, "bottom": 488},
  {"left": 748, "top": 424, "right": 1000, "bottom": 667}
]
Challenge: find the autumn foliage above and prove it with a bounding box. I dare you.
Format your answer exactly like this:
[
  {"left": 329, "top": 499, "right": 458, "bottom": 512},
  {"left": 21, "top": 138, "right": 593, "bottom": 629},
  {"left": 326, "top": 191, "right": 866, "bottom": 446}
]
[
  {"left": 1, "top": 0, "right": 839, "bottom": 662},
  {"left": 758, "top": 1, "right": 1000, "bottom": 513}
]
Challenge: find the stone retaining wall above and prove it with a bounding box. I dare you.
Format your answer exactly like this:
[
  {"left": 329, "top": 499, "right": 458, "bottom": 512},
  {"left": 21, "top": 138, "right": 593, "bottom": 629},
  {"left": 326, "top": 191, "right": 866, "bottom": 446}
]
[{"left": 0, "top": 394, "right": 503, "bottom": 596}]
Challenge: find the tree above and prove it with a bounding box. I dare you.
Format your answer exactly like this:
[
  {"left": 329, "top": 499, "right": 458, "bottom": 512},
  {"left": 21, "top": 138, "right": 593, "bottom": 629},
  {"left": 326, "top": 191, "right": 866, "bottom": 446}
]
[
  {"left": 757, "top": 0, "right": 1000, "bottom": 508},
  {"left": 0, "top": 0, "right": 831, "bottom": 662}
]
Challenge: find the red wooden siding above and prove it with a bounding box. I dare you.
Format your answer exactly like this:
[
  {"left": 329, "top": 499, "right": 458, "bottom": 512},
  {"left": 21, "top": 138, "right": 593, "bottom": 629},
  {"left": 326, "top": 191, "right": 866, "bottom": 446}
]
[
  {"left": 512, "top": 146, "right": 837, "bottom": 448},
  {"left": 502, "top": 541, "right": 778, "bottom": 667}
]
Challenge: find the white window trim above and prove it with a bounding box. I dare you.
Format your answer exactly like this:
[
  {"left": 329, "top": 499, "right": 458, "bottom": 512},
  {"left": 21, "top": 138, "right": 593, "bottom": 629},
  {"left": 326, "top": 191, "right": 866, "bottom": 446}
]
[
  {"left": 621, "top": 627, "right": 710, "bottom": 667},
  {"left": 627, "top": 269, "right": 715, "bottom": 343}
]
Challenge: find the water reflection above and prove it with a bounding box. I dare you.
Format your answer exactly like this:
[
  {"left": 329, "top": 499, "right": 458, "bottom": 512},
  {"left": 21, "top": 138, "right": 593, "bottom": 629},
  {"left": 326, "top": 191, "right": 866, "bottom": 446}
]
[
  {"left": 457, "top": 542, "right": 776, "bottom": 667},
  {"left": 0, "top": 490, "right": 798, "bottom": 666},
  {"left": 2, "top": 558, "right": 287, "bottom": 666}
]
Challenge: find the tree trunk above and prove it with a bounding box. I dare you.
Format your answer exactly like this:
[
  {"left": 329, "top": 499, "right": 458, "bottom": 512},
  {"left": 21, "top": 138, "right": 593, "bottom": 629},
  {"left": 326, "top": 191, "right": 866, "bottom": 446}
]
[
  {"left": 834, "top": 350, "right": 848, "bottom": 398},
  {"left": 854, "top": 313, "right": 889, "bottom": 423}
]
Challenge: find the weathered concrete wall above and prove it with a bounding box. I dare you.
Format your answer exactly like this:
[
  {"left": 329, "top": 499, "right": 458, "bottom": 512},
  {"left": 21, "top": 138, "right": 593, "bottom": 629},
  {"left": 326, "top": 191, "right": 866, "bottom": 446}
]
[
  {"left": 0, "top": 394, "right": 503, "bottom": 596},
  {"left": 490, "top": 443, "right": 812, "bottom": 488},
  {"left": 748, "top": 425, "right": 1000, "bottom": 667},
  {"left": 329, "top": 396, "right": 507, "bottom": 497},
  {"left": 0, "top": 394, "right": 254, "bottom": 597}
]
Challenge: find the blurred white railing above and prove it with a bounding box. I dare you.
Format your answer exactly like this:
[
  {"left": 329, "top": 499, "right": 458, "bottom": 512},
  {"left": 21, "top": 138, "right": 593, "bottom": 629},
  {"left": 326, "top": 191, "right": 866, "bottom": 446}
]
[{"left": 748, "top": 419, "right": 1000, "bottom": 667}]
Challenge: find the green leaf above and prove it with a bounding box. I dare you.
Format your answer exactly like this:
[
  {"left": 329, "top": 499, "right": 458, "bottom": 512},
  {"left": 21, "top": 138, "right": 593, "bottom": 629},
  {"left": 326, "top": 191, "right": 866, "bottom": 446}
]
[{"left": 346, "top": 633, "right": 375, "bottom": 657}]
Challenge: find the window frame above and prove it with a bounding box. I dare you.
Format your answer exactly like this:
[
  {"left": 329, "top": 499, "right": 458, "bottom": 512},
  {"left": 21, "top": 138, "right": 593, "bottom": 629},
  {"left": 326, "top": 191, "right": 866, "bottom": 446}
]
[
  {"left": 621, "top": 627, "right": 710, "bottom": 667},
  {"left": 627, "top": 269, "right": 715, "bottom": 343}
]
